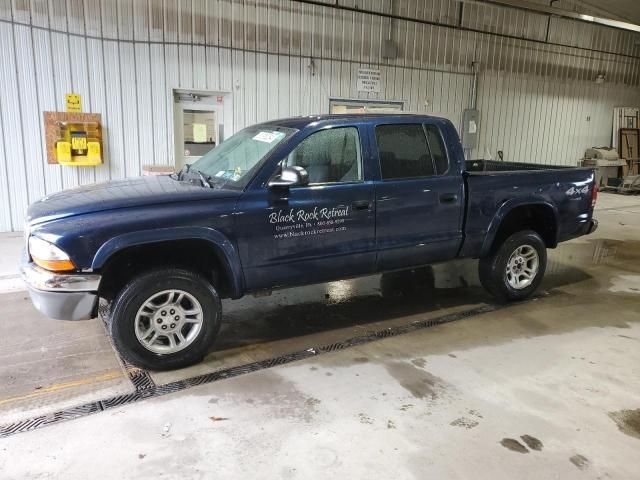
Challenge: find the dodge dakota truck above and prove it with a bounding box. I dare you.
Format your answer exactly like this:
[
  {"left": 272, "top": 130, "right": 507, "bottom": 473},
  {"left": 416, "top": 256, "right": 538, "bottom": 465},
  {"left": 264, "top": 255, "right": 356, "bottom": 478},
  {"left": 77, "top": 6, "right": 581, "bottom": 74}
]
[{"left": 22, "top": 114, "right": 598, "bottom": 370}]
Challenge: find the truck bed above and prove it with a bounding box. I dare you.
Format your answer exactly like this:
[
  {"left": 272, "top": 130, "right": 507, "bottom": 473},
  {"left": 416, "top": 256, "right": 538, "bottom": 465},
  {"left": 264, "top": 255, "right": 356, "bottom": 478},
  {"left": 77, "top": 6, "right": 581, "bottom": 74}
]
[{"left": 459, "top": 163, "right": 596, "bottom": 259}]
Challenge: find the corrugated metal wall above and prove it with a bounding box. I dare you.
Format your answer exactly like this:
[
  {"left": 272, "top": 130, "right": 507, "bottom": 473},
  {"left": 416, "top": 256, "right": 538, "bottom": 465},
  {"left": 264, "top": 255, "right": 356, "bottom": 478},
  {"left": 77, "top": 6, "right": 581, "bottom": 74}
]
[{"left": 0, "top": 0, "right": 639, "bottom": 231}]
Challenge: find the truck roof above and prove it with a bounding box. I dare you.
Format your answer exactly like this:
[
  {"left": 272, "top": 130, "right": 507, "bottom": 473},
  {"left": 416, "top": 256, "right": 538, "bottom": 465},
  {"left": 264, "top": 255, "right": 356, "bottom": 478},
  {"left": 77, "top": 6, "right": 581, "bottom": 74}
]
[{"left": 257, "top": 113, "right": 443, "bottom": 130}]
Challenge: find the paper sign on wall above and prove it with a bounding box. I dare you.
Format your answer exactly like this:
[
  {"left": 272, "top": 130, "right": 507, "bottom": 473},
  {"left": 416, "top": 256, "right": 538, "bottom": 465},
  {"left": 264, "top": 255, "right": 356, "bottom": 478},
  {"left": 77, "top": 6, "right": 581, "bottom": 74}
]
[
  {"left": 65, "top": 93, "right": 82, "bottom": 112},
  {"left": 357, "top": 68, "right": 381, "bottom": 93},
  {"left": 193, "top": 123, "right": 207, "bottom": 142}
]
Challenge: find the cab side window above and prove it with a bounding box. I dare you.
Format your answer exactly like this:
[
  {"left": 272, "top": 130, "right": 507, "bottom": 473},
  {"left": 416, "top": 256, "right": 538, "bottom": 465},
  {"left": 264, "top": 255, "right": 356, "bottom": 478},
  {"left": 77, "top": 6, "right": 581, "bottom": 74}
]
[
  {"left": 376, "top": 124, "right": 434, "bottom": 180},
  {"left": 285, "top": 127, "right": 362, "bottom": 184}
]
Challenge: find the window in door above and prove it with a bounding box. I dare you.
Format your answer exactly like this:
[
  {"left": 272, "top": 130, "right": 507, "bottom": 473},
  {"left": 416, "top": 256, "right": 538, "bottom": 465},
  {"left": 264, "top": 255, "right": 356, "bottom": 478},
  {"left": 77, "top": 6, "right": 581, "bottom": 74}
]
[
  {"left": 376, "top": 124, "right": 435, "bottom": 180},
  {"left": 425, "top": 124, "right": 449, "bottom": 175},
  {"left": 285, "top": 127, "right": 362, "bottom": 184}
]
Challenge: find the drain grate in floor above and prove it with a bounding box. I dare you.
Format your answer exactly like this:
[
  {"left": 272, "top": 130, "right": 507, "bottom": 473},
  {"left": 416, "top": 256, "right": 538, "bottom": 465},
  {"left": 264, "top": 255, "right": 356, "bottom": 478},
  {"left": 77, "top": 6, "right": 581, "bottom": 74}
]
[{"left": 0, "top": 298, "right": 530, "bottom": 439}]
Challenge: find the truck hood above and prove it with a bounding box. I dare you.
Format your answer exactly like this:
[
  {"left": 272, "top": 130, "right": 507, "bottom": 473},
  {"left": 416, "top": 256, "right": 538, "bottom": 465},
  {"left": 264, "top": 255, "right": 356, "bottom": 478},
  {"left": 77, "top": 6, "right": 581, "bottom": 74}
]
[{"left": 27, "top": 175, "right": 241, "bottom": 225}]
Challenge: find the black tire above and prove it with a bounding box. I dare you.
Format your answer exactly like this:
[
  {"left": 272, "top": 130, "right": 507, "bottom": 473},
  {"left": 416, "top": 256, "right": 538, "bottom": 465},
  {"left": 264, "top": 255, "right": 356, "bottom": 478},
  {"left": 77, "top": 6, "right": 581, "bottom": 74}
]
[
  {"left": 479, "top": 230, "right": 547, "bottom": 303},
  {"left": 108, "top": 268, "right": 221, "bottom": 370}
]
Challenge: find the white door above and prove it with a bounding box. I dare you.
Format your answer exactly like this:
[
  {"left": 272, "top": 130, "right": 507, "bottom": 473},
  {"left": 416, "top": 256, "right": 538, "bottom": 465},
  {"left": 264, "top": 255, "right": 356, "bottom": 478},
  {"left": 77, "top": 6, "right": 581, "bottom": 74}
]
[{"left": 173, "top": 91, "right": 232, "bottom": 171}]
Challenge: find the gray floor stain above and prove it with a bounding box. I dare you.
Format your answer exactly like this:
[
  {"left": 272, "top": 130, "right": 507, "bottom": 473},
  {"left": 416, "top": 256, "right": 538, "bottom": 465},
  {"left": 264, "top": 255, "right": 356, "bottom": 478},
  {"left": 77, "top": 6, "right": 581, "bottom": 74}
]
[
  {"left": 358, "top": 413, "right": 374, "bottom": 424},
  {"left": 411, "top": 358, "right": 427, "bottom": 368},
  {"left": 214, "top": 371, "right": 321, "bottom": 423},
  {"left": 515, "top": 316, "right": 550, "bottom": 334},
  {"left": 569, "top": 454, "right": 590, "bottom": 470},
  {"left": 450, "top": 417, "right": 479, "bottom": 429},
  {"left": 500, "top": 438, "right": 529, "bottom": 453},
  {"left": 385, "top": 362, "right": 445, "bottom": 400},
  {"left": 353, "top": 357, "right": 369, "bottom": 363},
  {"left": 608, "top": 409, "right": 640, "bottom": 439},
  {"left": 305, "top": 397, "right": 321, "bottom": 407},
  {"left": 520, "top": 434, "right": 543, "bottom": 451}
]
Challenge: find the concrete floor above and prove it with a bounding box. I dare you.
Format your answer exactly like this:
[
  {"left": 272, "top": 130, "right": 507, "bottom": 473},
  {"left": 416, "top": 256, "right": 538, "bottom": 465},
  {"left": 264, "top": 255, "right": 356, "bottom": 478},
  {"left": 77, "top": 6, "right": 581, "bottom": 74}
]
[{"left": 0, "top": 193, "right": 639, "bottom": 479}]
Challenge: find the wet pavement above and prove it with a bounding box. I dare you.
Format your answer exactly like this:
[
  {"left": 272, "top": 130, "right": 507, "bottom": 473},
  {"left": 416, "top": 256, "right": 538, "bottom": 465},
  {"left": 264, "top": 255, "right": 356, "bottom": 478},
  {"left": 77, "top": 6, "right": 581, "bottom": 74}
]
[{"left": 0, "top": 192, "right": 639, "bottom": 479}]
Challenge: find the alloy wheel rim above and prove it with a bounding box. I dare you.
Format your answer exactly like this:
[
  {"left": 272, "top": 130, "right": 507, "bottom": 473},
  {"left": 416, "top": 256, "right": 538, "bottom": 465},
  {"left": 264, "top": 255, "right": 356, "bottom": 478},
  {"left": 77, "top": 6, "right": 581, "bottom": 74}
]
[
  {"left": 505, "top": 245, "right": 539, "bottom": 290},
  {"left": 134, "top": 289, "right": 204, "bottom": 354}
]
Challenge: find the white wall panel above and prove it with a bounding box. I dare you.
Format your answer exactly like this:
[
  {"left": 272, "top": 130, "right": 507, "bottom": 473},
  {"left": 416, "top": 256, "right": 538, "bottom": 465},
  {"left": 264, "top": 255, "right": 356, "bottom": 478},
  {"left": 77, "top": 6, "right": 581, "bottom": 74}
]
[
  {"left": 102, "top": 40, "right": 126, "bottom": 179},
  {"left": 135, "top": 42, "right": 154, "bottom": 172},
  {"left": 0, "top": 0, "right": 639, "bottom": 231},
  {"left": 118, "top": 44, "right": 140, "bottom": 178},
  {"left": 0, "top": 22, "right": 29, "bottom": 228},
  {"left": 150, "top": 43, "right": 168, "bottom": 166},
  {"left": 15, "top": 25, "right": 47, "bottom": 203}
]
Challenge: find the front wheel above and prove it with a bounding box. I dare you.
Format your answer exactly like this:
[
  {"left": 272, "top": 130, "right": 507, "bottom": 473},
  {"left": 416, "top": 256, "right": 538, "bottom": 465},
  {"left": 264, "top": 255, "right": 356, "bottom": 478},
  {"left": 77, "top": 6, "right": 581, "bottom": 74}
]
[
  {"left": 108, "top": 268, "right": 221, "bottom": 370},
  {"left": 479, "top": 230, "right": 547, "bottom": 303}
]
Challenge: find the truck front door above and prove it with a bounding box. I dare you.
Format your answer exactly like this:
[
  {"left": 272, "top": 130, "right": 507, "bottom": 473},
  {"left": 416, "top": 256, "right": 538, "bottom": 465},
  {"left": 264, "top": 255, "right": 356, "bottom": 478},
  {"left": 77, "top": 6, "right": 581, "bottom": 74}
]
[
  {"left": 373, "top": 122, "right": 464, "bottom": 270},
  {"left": 236, "top": 125, "right": 376, "bottom": 291}
]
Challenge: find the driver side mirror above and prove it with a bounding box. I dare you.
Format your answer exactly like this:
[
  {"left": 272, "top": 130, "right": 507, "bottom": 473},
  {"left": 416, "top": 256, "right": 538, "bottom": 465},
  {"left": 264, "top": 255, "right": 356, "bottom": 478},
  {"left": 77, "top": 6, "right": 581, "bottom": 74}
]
[{"left": 268, "top": 166, "right": 309, "bottom": 188}]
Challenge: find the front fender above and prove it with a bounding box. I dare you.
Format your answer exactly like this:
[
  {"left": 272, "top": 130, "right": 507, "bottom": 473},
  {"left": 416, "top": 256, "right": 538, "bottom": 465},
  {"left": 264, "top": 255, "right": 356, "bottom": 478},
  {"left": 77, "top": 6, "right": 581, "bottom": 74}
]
[
  {"left": 92, "top": 226, "right": 244, "bottom": 298},
  {"left": 480, "top": 197, "right": 559, "bottom": 257}
]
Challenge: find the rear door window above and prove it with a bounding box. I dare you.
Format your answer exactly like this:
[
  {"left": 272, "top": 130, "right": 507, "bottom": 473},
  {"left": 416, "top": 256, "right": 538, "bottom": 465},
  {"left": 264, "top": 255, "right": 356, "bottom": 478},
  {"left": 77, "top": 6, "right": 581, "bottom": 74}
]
[
  {"left": 424, "top": 125, "right": 448, "bottom": 175},
  {"left": 375, "top": 124, "right": 434, "bottom": 180}
]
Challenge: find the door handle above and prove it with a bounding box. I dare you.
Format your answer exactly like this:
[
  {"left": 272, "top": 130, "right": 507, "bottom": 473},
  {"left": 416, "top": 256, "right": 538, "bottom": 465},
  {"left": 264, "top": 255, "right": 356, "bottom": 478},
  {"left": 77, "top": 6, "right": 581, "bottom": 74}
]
[
  {"left": 353, "top": 200, "right": 371, "bottom": 211},
  {"left": 439, "top": 193, "right": 458, "bottom": 204}
]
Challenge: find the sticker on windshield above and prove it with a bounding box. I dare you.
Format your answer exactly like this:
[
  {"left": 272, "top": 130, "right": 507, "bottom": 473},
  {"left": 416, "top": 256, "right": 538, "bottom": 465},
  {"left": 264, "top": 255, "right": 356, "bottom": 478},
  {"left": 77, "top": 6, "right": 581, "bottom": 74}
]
[{"left": 252, "top": 131, "right": 284, "bottom": 143}]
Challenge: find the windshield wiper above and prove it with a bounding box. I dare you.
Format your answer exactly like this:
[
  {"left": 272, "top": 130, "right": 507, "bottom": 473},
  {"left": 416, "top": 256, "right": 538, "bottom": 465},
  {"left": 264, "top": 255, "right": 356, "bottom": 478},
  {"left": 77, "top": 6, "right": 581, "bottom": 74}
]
[
  {"left": 172, "top": 163, "right": 191, "bottom": 181},
  {"left": 193, "top": 169, "right": 212, "bottom": 188}
]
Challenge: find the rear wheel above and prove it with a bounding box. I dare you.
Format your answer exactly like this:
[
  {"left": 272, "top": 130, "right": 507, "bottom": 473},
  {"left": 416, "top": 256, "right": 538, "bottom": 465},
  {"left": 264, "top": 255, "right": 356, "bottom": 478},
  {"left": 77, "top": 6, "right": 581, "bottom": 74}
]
[
  {"left": 479, "top": 230, "right": 547, "bottom": 303},
  {"left": 108, "top": 268, "right": 221, "bottom": 370}
]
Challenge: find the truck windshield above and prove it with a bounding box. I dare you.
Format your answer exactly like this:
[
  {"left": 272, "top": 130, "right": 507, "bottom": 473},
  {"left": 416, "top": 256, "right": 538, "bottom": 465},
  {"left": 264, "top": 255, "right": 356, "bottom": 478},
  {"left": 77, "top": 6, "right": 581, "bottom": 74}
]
[{"left": 188, "top": 125, "right": 296, "bottom": 189}]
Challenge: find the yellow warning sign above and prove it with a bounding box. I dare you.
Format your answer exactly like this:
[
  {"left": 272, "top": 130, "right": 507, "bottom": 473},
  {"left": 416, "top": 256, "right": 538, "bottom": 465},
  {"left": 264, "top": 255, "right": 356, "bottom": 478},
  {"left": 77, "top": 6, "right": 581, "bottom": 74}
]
[{"left": 65, "top": 93, "right": 82, "bottom": 113}]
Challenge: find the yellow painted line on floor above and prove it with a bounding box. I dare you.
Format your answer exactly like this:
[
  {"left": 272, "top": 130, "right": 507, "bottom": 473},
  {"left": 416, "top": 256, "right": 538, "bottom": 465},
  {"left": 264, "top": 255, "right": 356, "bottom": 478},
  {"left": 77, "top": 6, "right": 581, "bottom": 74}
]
[{"left": 0, "top": 370, "right": 124, "bottom": 407}]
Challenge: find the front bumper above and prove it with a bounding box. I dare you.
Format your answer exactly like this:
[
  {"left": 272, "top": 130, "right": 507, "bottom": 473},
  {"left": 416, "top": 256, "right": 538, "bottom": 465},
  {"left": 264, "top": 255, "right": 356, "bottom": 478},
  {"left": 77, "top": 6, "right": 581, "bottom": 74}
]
[{"left": 21, "top": 263, "right": 101, "bottom": 320}]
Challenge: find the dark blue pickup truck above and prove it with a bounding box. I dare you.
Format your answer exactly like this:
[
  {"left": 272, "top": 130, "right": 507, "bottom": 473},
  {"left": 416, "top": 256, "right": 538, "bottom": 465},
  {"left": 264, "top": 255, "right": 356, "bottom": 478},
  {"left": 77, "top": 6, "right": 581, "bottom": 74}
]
[{"left": 22, "top": 114, "right": 598, "bottom": 369}]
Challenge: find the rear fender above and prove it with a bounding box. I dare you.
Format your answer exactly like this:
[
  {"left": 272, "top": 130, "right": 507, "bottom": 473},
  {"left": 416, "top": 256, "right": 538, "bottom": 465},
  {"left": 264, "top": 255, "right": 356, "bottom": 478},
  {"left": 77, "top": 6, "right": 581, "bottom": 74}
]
[{"left": 480, "top": 197, "right": 559, "bottom": 257}]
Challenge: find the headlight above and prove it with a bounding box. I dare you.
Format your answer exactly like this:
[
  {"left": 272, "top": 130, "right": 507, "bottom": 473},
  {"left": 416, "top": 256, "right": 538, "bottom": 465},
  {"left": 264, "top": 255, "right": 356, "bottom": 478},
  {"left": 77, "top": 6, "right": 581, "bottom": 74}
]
[{"left": 28, "top": 236, "right": 75, "bottom": 271}]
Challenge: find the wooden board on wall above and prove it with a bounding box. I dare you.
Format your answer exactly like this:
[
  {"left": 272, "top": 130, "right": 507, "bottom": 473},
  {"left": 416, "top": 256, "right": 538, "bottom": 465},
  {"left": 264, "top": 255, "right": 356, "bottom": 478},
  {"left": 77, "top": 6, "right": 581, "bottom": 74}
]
[
  {"left": 43, "top": 111, "right": 102, "bottom": 164},
  {"left": 619, "top": 128, "right": 639, "bottom": 159}
]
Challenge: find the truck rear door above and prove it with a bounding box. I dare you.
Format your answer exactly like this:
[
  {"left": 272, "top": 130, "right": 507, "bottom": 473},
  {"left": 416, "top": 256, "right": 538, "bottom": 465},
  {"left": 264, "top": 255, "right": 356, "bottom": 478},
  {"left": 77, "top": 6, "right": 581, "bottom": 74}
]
[{"left": 372, "top": 122, "right": 464, "bottom": 270}]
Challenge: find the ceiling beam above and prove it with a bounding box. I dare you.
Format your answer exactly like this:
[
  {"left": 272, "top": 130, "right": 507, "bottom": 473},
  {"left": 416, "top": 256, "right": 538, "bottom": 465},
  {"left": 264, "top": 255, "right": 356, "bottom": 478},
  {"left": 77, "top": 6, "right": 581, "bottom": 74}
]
[
  {"left": 288, "top": 0, "right": 640, "bottom": 60},
  {"left": 478, "top": 0, "right": 640, "bottom": 33}
]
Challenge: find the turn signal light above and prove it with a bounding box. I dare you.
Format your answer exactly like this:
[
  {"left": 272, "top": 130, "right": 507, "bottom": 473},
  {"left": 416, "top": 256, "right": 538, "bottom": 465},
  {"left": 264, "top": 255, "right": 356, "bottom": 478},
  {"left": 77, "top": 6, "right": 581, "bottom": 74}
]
[{"left": 32, "top": 258, "right": 76, "bottom": 272}]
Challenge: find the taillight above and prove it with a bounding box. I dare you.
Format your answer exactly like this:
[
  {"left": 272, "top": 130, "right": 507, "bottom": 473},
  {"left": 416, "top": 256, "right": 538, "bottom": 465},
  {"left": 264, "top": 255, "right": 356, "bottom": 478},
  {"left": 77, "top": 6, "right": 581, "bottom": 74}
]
[{"left": 591, "top": 182, "right": 598, "bottom": 208}]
